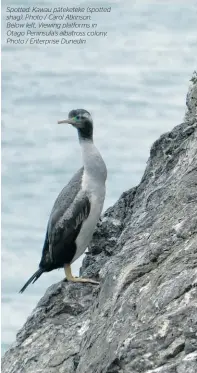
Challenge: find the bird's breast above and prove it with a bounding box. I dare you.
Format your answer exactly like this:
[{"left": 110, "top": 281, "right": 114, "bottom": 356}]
[{"left": 72, "top": 172, "right": 106, "bottom": 263}]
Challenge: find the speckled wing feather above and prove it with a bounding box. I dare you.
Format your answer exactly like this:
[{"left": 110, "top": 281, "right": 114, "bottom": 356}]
[
  {"left": 49, "top": 167, "right": 84, "bottom": 228},
  {"left": 39, "top": 167, "right": 90, "bottom": 269},
  {"left": 49, "top": 192, "right": 90, "bottom": 266}
]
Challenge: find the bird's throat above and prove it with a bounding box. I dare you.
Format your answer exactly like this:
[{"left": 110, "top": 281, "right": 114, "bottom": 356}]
[{"left": 80, "top": 139, "right": 107, "bottom": 183}]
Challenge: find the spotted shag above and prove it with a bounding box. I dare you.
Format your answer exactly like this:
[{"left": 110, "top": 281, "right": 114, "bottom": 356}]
[{"left": 19, "top": 109, "right": 107, "bottom": 292}]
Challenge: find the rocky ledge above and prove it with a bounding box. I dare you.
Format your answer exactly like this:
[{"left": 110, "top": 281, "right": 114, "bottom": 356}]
[{"left": 2, "top": 72, "right": 197, "bottom": 373}]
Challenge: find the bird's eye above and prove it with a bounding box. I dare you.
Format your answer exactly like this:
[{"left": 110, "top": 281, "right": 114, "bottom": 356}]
[{"left": 76, "top": 115, "right": 80, "bottom": 121}]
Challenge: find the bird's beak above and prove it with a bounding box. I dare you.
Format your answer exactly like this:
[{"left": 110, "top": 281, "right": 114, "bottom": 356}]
[{"left": 57, "top": 118, "right": 76, "bottom": 125}]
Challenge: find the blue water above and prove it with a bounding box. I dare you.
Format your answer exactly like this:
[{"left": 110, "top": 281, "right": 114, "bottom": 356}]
[{"left": 1, "top": 0, "right": 196, "bottom": 354}]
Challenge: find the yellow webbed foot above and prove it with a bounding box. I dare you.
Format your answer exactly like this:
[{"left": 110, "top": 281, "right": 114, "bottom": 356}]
[{"left": 64, "top": 264, "right": 99, "bottom": 285}]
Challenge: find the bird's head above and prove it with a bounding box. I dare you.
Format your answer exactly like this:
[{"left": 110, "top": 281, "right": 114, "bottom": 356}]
[{"left": 58, "top": 109, "right": 93, "bottom": 141}]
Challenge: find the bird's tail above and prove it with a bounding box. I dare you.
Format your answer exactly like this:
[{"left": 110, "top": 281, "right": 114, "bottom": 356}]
[{"left": 19, "top": 268, "right": 44, "bottom": 293}]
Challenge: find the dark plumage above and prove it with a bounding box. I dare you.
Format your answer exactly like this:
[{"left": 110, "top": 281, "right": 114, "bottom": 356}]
[
  {"left": 41, "top": 168, "right": 89, "bottom": 269},
  {"left": 68, "top": 109, "right": 93, "bottom": 141},
  {"left": 20, "top": 168, "right": 90, "bottom": 293}
]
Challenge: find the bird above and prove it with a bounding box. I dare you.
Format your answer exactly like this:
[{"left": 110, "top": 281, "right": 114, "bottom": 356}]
[{"left": 19, "top": 109, "right": 107, "bottom": 293}]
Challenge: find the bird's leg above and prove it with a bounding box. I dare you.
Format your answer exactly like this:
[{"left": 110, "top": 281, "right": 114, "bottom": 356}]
[{"left": 64, "top": 264, "right": 99, "bottom": 285}]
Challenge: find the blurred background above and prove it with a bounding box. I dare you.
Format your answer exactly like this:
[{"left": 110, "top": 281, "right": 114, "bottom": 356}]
[{"left": 1, "top": 0, "right": 196, "bottom": 354}]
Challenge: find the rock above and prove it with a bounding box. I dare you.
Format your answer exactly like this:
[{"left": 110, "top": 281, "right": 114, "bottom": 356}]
[
  {"left": 184, "top": 71, "right": 197, "bottom": 123},
  {"left": 2, "top": 74, "right": 197, "bottom": 373}
]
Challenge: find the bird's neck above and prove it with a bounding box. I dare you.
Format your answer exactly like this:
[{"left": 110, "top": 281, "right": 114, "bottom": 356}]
[{"left": 80, "top": 138, "right": 107, "bottom": 183}]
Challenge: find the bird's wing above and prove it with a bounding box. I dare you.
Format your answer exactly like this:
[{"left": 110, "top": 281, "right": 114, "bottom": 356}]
[
  {"left": 40, "top": 167, "right": 84, "bottom": 269},
  {"left": 40, "top": 167, "right": 93, "bottom": 268},
  {"left": 48, "top": 166, "right": 85, "bottom": 234},
  {"left": 39, "top": 229, "right": 50, "bottom": 268},
  {"left": 49, "top": 191, "right": 91, "bottom": 265},
  {"left": 50, "top": 167, "right": 84, "bottom": 220}
]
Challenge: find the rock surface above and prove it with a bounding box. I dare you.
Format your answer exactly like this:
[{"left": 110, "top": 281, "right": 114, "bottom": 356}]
[{"left": 2, "top": 74, "right": 197, "bottom": 373}]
